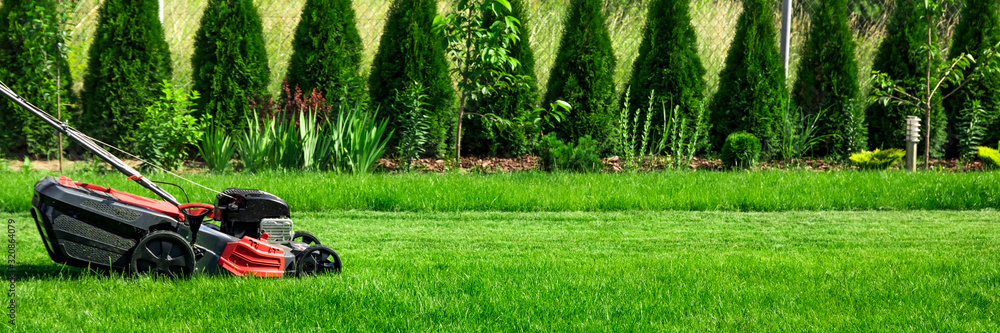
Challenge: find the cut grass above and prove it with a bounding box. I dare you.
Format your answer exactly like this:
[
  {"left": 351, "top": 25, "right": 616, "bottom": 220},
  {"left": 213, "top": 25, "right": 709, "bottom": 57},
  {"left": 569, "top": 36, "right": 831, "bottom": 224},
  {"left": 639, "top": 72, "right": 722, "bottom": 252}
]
[
  {"left": 1, "top": 170, "right": 999, "bottom": 213},
  {"left": 3, "top": 210, "right": 998, "bottom": 331}
]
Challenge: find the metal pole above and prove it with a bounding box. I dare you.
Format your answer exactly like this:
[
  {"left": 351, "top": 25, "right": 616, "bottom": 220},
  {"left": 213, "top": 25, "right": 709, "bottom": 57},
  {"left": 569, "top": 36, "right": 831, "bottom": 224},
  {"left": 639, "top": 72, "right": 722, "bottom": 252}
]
[
  {"left": 159, "top": 0, "right": 164, "bottom": 23},
  {"left": 780, "top": 0, "right": 792, "bottom": 79},
  {"left": 57, "top": 57, "right": 63, "bottom": 173}
]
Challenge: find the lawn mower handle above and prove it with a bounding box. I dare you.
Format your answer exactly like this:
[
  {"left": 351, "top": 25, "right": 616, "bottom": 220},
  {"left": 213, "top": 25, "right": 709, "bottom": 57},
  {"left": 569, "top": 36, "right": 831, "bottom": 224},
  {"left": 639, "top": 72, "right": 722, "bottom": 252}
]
[{"left": 0, "top": 81, "right": 182, "bottom": 207}]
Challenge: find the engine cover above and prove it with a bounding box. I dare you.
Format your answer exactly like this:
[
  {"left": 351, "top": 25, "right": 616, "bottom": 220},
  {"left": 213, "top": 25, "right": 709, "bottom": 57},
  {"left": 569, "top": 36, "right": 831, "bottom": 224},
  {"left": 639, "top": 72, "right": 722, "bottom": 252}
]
[{"left": 215, "top": 188, "right": 290, "bottom": 239}]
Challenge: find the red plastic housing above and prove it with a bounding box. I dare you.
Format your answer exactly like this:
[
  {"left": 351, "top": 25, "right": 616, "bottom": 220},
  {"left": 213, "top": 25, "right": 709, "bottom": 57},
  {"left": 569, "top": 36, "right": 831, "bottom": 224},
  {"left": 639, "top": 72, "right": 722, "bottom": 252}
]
[{"left": 218, "top": 236, "right": 286, "bottom": 277}]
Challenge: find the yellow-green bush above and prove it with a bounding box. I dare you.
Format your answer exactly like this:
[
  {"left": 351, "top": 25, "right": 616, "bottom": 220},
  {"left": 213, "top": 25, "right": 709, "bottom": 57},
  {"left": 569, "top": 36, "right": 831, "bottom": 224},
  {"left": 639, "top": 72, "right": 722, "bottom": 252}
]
[
  {"left": 849, "top": 148, "right": 905, "bottom": 170},
  {"left": 978, "top": 146, "right": 1000, "bottom": 169}
]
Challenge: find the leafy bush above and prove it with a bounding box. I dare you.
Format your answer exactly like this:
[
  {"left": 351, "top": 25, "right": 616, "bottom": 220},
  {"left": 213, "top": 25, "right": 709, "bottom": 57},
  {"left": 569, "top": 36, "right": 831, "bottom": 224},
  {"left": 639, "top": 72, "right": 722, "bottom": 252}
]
[
  {"left": 709, "top": 0, "right": 787, "bottom": 153},
  {"left": 369, "top": 0, "right": 454, "bottom": 157},
  {"left": 542, "top": 0, "right": 617, "bottom": 145},
  {"left": 192, "top": 0, "right": 270, "bottom": 133},
  {"left": 865, "top": 0, "right": 946, "bottom": 157},
  {"left": 849, "top": 148, "right": 906, "bottom": 170},
  {"left": 979, "top": 146, "right": 1000, "bottom": 169},
  {"left": 129, "top": 81, "right": 204, "bottom": 172},
  {"left": 199, "top": 126, "right": 236, "bottom": 173},
  {"left": 395, "top": 81, "right": 431, "bottom": 170},
  {"left": 285, "top": 0, "right": 365, "bottom": 105},
  {"left": 0, "top": 0, "right": 75, "bottom": 157},
  {"left": 791, "top": 0, "right": 864, "bottom": 158},
  {"left": 538, "top": 134, "right": 603, "bottom": 173},
  {"left": 721, "top": 132, "right": 761, "bottom": 169},
  {"left": 622, "top": 0, "right": 706, "bottom": 148},
  {"left": 945, "top": 0, "right": 1000, "bottom": 156},
  {"left": 80, "top": 0, "right": 171, "bottom": 148}
]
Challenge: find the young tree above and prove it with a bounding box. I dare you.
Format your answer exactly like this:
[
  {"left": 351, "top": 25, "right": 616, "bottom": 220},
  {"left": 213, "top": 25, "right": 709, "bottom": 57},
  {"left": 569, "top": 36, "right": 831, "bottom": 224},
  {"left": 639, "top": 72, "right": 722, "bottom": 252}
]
[
  {"left": 369, "top": 0, "right": 455, "bottom": 157},
  {"left": 708, "top": 0, "right": 787, "bottom": 152},
  {"left": 192, "top": 0, "right": 270, "bottom": 132},
  {"left": 542, "top": 0, "right": 617, "bottom": 145},
  {"left": 865, "top": 0, "right": 947, "bottom": 160},
  {"left": 285, "top": 0, "right": 365, "bottom": 105},
  {"left": 0, "top": 0, "right": 74, "bottom": 157},
  {"left": 791, "top": 0, "right": 865, "bottom": 158},
  {"left": 80, "top": 0, "right": 171, "bottom": 148},
  {"left": 462, "top": 0, "right": 539, "bottom": 157},
  {"left": 944, "top": 0, "right": 1000, "bottom": 156},
  {"left": 622, "top": 0, "right": 706, "bottom": 149}
]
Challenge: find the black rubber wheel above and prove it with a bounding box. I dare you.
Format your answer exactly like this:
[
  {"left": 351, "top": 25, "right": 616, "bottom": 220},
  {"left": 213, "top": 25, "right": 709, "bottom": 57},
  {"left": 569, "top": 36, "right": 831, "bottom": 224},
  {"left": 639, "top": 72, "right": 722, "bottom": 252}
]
[
  {"left": 295, "top": 245, "right": 342, "bottom": 277},
  {"left": 131, "top": 230, "right": 196, "bottom": 279},
  {"left": 292, "top": 231, "right": 322, "bottom": 246}
]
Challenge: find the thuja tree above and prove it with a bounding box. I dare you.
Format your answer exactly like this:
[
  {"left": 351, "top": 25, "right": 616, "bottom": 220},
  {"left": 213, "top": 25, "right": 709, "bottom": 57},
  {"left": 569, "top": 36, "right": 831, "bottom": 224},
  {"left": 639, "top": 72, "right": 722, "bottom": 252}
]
[
  {"left": 791, "top": 0, "right": 865, "bottom": 158},
  {"left": 369, "top": 0, "right": 455, "bottom": 157},
  {"left": 542, "top": 0, "right": 617, "bottom": 145},
  {"left": 81, "top": 0, "right": 171, "bottom": 148},
  {"left": 285, "top": 0, "right": 364, "bottom": 105},
  {"left": 462, "top": 0, "right": 539, "bottom": 156},
  {"left": 622, "top": 0, "right": 706, "bottom": 149},
  {"left": 708, "top": 0, "right": 787, "bottom": 152},
  {"left": 944, "top": 0, "right": 1000, "bottom": 156},
  {"left": 0, "top": 0, "right": 74, "bottom": 157},
  {"left": 865, "top": 0, "right": 947, "bottom": 158},
  {"left": 192, "top": 0, "right": 270, "bottom": 132}
]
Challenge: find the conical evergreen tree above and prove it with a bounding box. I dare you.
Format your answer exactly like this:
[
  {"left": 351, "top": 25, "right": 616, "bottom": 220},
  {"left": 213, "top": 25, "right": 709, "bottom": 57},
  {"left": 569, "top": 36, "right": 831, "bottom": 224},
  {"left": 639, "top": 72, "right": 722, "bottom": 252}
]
[
  {"left": 369, "top": 0, "right": 455, "bottom": 156},
  {"left": 0, "top": 0, "right": 75, "bottom": 157},
  {"left": 945, "top": 0, "right": 1000, "bottom": 154},
  {"left": 865, "top": 0, "right": 946, "bottom": 156},
  {"left": 192, "top": 0, "right": 270, "bottom": 132},
  {"left": 542, "top": 0, "right": 617, "bottom": 145},
  {"left": 285, "top": 0, "right": 364, "bottom": 104},
  {"left": 709, "top": 0, "right": 787, "bottom": 152},
  {"left": 622, "top": 0, "right": 706, "bottom": 149},
  {"left": 463, "top": 0, "right": 539, "bottom": 156},
  {"left": 80, "top": 0, "right": 171, "bottom": 148},
  {"left": 791, "top": 0, "right": 865, "bottom": 158}
]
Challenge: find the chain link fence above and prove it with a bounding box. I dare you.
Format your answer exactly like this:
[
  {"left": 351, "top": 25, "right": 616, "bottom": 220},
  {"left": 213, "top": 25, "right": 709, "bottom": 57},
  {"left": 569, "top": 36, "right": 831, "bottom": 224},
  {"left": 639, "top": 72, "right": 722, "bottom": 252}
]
[{"left": 53, "top": 0, "right": 963, "bottom": 101}]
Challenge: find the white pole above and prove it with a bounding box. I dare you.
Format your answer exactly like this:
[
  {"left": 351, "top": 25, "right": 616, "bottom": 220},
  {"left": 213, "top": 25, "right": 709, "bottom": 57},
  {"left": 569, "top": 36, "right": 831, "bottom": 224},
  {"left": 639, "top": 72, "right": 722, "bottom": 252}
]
[
  {"left": 159, "top": 0, "right": 164, "bottom": 23},
  {"left": 780, "top": 0, "right": 792, "bottom": 79}
]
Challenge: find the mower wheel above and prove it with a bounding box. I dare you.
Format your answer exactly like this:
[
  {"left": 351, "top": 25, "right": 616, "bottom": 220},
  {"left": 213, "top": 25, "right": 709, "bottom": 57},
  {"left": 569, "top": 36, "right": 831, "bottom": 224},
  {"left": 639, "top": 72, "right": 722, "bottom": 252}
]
[
  {"left": 292, "top": 231, "right": 321, "bottom": 245},
  {"left": 131, "top": 230, "right": 196, "bottom": 279},
  {"left": 295, "top": 245, "right": 342, "bottom": 277}
]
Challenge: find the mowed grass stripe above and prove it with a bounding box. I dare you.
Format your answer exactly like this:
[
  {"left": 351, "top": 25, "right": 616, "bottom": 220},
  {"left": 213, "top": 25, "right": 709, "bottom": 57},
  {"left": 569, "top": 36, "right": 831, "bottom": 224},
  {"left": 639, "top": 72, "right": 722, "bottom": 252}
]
[
  {"left": 4, "top": 210, "right": 998, "bottom": 332},
  {"left": 2, "top": 170, "right": 999, "bottom": 213}
]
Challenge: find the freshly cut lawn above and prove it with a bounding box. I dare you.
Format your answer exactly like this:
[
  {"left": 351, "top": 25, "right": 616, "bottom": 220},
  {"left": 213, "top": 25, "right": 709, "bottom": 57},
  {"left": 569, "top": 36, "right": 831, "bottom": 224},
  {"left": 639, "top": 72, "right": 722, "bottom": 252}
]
[
  {"left": 4, "top": 210, "right": 998, "bottom": 332},
  {"left": 1, "top": 170, "right": 999, "bottom": 212}
]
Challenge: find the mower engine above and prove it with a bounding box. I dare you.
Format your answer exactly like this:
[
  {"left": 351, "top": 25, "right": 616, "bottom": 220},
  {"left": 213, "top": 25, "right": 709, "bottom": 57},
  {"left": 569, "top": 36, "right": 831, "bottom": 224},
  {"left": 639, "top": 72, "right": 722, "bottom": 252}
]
[{"left": 215, "top": 188, "right": 293, "bottom": 241}]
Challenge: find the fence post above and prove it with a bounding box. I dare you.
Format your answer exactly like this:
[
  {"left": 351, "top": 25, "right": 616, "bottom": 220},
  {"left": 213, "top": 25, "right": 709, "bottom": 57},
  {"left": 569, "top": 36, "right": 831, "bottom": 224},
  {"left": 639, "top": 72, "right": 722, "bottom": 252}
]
[
  {"left": 781, "top": 0, "right": 792, "bottom": 79},
  {"left": 159, "top": 0, "right": 164, "bottom": 23}
]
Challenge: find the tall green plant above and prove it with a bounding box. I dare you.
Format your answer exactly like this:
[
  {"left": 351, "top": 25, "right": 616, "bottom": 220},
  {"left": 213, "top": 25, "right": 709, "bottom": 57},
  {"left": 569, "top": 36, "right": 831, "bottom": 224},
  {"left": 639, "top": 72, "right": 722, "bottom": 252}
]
[
  {"left": 622, "top": 0, "right": 706, "bottom": 149},
  {"left": 199, "top": 126, "right": 236, "bottom": 173},
  {"left": 369, "top": 0, "right": 454, "bottom": 157},
  {"left": 129, "top": 81, "right": 204, "bottom": 172},
  {"left": 542, "top": 0, "right": 617, "bottom": 145},
  {"left": 81, "top": 0, "right": 171, "bottom": 148},
  {"left": 395, "top": 81, "right": 431, "bottom": 171},
  {"left": 285, "top": 0, "right": 365, "bottom": 105},
  {"left": 791, "top": 0, "right": 864, "bottom": 158},
  {"left": 709, "top": 0, "right": 787, "bottom": 153},
  {"left": 192, "top": 0, "right": 270, "bottom": 133},
  {"left": 945, "top": 0, "right": 1000, "bottom": 157}
]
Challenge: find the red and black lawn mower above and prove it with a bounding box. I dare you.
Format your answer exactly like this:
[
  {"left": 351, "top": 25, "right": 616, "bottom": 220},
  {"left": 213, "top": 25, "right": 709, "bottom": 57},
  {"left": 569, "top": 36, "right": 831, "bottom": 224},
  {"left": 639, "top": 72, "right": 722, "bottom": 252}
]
[{"left": 1, "top": 81, "right": 341, "bottom": 278}]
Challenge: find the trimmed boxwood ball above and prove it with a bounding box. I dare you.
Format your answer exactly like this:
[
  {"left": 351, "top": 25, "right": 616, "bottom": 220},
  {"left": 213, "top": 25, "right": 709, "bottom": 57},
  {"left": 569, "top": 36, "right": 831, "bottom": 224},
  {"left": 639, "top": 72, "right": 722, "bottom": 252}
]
[{"left": 721, "top": 131, "right": 761, "bottom": 168}]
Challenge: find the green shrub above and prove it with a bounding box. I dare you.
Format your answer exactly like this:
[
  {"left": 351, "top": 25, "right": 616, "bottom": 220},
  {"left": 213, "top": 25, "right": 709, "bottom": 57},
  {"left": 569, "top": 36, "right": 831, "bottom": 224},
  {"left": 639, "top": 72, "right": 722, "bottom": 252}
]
[
  {"left": 395, "top": 81, "right": 431, "bottom": 170},
  {"left": 849, "top": 148, "right": 906, "bottom": 170},
  {"left": 129, "top": 81, "right": 204, "bottom": 172},
  {"left": 709, "top": 0, "right": 787, "bottom": 153},
  {"left": 720, "top": 131, "right": 762, "bottom": 169},
  {"left": 791, "top": 0, "right": 865, "bottom": 158},
  {"left": 0, "top": 0, "right": 75, "bottom": 157},
  {"left": 945, "top": 0, "right": 1000, "bottom": 156},
  {"left": 369, "top": 0, "right": 454, "bottom": 157},
  {"left": 285, "top": 0, "right": 365, "bottom": 105},
  {"left": 979, "top": 146, "right": 1000, "bottom": 169},
  {"left": 621, "top": 0, "right": 706, "bottom": 148},
  {"left": 865, "top": 0, "right": 946, "bottom": 157},
  {"left": 192, "top": 0, "right": 270, "bottom": 133},
  {"left": 542, "top": 0, "right": 616, "bottom": 145},
  {"left": 538, "top": 134, "right": 603, "bottom": 173},
  {"left": 80, "top": 0, "right": 171, "bottom": 148}
]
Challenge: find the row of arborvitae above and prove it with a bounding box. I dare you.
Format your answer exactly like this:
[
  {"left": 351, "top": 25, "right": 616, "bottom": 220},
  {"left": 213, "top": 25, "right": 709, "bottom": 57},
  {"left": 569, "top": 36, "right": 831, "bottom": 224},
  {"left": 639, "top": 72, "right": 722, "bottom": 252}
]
[{"left": 0, "top": 0, "right": 998, "bottom": 169}]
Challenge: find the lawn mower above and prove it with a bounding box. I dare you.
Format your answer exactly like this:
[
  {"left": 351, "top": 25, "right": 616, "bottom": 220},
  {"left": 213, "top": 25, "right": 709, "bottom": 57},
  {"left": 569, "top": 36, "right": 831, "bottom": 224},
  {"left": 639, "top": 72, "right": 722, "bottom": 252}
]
[{"left": 0, "top": 81, "right": 341, "bottom": 278}]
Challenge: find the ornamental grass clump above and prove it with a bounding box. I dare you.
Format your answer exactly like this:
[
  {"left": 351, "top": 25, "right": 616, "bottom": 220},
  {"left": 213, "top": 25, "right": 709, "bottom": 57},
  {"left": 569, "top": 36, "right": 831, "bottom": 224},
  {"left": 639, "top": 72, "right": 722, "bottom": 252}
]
[{"left": 849, "top": 148, "right": 905, "bottom": 170}]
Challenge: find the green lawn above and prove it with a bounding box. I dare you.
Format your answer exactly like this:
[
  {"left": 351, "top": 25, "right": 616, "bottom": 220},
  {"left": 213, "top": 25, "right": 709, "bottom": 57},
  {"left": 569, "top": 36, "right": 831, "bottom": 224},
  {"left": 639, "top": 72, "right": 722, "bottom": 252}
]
[{"left": 3, "top": 210, "right": 998, "bottom": 332}]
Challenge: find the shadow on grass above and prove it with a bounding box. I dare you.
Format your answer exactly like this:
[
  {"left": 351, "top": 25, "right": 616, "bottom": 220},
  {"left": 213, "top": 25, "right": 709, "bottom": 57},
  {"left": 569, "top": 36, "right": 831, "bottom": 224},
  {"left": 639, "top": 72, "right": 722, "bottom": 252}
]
[{"left": 1, "top": 263, "right": 128, "bottom": 281}]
